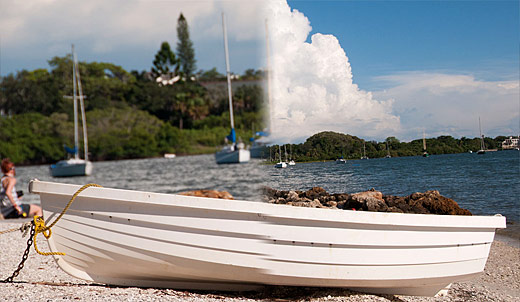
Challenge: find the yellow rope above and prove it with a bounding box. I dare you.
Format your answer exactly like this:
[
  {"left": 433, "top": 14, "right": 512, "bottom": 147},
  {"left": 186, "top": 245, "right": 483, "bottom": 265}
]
[
  {"left": 33, "top": 183, "right": 103, "bottom": 256},
  {"left": 33, "top": 216, "right": 63, "bottom": 256}
]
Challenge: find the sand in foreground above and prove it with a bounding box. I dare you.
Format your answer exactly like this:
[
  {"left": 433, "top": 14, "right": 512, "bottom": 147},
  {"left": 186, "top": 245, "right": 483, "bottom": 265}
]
[{"left": 0, "top": 222, "right": 518, "bottom": 301}]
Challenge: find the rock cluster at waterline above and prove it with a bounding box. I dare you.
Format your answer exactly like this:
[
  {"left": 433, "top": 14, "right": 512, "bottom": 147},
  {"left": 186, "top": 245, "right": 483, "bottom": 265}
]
[{"left": 263, "top": 187, "right": 472, "bottom": 215}]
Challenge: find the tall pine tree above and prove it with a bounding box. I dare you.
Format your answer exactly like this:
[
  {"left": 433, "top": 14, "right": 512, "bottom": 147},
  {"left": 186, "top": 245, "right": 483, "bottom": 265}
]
[
  {"left": 176, "top": 13, "right": 196, "bottom": 80},
  {"left": 152, "top": 42, "right": 178, "bottom": 78}
]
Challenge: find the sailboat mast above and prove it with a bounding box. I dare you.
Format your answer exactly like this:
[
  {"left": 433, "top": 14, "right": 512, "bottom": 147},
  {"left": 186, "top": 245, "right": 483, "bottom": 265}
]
[
  {"left": 265, "top": 19, "right": 273, "bottom": 132},
  {"left": 222, "top": 13, "right": 235, "bottom": 130},
  {"left": 72, "top": 45, "right": 79, "bottom": 160},
  {"left": 74, "top": 55, "right": 89, "bottom": 161},
  {"left": 479, "top": 117, "right": 485, "bottom": 150},
  {"left": 423, "top": 130, "right": 427, "bottom": 151}
]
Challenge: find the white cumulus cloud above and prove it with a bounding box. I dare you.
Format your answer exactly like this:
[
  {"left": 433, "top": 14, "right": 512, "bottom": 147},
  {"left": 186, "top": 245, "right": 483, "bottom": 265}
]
[
  {"left": 0, "top": 0, "right": 265, "bottom": 74},
  {"left": 265, "top": 0, "right": 401, "bottom": 143}
]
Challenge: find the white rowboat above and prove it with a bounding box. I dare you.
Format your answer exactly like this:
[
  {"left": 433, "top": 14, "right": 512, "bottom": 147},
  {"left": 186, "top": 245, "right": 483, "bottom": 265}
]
[{"left": 29, "top": 180, "right": 506, "bottom": 296}]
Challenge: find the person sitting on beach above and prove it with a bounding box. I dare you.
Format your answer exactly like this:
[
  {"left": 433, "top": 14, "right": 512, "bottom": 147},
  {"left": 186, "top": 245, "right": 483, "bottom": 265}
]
[{"left": 0, "top": 158, "right": 42, "bottom": 219}]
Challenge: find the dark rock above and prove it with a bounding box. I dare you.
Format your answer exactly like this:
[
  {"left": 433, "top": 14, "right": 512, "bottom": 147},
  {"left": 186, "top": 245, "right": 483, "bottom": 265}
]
[
  {"left": 365, "top": 197, "right": 388, "bottom": 212},
  {"left": 387, "top": 206, "right": 404, "bottom": 213},
  {"left": 304, "top": 187, "right": 328, "bottom": 200},
  {"left": 332, "top": 193, "right": 349, "bottom": 201},
  {"left": 344, "top": 198, "right": 365, "bottom": 211},
  {"left": 336, "top": 200, "right": 347, "bottom": 209}
]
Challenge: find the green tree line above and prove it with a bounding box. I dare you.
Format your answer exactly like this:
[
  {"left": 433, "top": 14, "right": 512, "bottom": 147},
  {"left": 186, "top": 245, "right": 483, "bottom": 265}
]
[
  {"left": 0, "top": 13, "right": 265, "bottom": 165},
  {"left": 268, "top": 131, "right": 511, "bottom": 163}
]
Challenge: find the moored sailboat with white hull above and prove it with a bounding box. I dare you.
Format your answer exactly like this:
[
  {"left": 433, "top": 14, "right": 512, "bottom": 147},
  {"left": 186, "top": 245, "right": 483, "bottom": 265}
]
[
  {"left": 422, "top": 130, "right": 430, "bottom": 157},
  {"left": 274, "top": 145, "right": 287, "bottom": 168},
  {"left": 50, "top": 45, "right": 92, "bottom": 177},
  {"left": 477, "top": 117, "right": 486, "bottom": 154},
  {"left": 215, "top": 13, "right": 250, "bottom": 164}
]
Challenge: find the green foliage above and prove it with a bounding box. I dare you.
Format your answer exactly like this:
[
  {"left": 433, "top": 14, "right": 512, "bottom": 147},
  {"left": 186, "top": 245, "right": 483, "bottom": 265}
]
[
  {"left": 241, "top": 69, "right": 265, "bottom": 80},
  {"left": 152, "top": 42, "right": 178, "bottom": 78},
  {"left": 171, "top": 82, "right": 208, "bottom": 129},
  {"left": 87, "top": 107, "right": 164, "bottom": 160},
  {"left": 197, "top": 67, "right": 225, "bottom": 81},
  {"left": 233, "top": 85, "right": 264, "bottom": 113},
  {"left": 0, "top": 113, "right": 65, "bottom": 164},
  {"left": 176, "top": 13, "right": 196, "bottom": 79},
  {"left": 278, "top": 131, "right": 511, "bottom": 163},
  {"left": 0, "top": 69, "right": 61, "bottom": 115}
]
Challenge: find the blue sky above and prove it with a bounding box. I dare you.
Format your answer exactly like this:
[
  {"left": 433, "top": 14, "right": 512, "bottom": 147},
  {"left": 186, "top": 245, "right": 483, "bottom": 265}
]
[
  {"left": 287, "top": 0, "right": 519, "bottom": 91},
  {"left": 264, "top": 0, "right": 519, "bottom": 142}
]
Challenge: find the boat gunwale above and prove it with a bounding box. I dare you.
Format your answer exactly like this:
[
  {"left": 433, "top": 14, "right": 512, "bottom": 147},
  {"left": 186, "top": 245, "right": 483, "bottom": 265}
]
[{"left": 30, "top": 180, "right": 507, "bottom": 229}]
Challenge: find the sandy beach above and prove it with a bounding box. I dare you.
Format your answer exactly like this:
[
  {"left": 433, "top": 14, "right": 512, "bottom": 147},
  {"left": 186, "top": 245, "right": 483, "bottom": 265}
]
[{"left": 1, "top": 220, "right": 518, "bottom": 302}]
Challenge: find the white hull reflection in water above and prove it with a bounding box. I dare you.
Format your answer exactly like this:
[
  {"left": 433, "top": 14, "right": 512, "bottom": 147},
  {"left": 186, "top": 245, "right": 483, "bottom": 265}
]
[{"left": 30, "top": 180, "right": 505, "bottom": 296}]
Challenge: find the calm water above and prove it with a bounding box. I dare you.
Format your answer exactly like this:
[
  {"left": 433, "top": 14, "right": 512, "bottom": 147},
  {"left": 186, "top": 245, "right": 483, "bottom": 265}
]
[
  {"left": 17, "top": 155, "right": 267, "bottom": 203},
  {"left": 265, "top": 150, "right": 519, "bottom": 225},
  {"left": 16, "top": 150, "right": 519, "bottom": 227}
]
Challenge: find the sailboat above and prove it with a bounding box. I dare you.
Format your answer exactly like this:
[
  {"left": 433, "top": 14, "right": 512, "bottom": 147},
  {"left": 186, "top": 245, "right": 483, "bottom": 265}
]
[
  {"left": 274, "top": 145, "right": 287, "bottom": 168},
  {"left": 422, "top": 131, "right": 430, "bottom": 157},
  {"left": 385, "top": 140, "right": 392, "bottom": 158},
  {"left": 335, "top": 156, "right": 347, "bottom": 164},
  {"left": 215, "top": 13, "right": 250, "bottom": 164},
  {"left": 288, "top": 144, "right": 295, "bottom": 166},
  {"left": 477, "top": 117, "right": 486, "bottom": 155},
  {"left": 361, "top": 141, "right": 369, "bottom": 160},
  {"left": 50, "top": 45, "right": 92, "bottom": 177}
]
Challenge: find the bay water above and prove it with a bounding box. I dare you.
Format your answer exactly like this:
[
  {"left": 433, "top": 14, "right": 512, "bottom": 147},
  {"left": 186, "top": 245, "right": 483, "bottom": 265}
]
[{"left": 16, "top": 150, "right": 519, "bottom": 234}]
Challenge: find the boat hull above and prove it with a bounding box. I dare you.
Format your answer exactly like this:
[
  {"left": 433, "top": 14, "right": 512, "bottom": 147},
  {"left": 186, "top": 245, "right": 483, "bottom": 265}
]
[
  {"left": 215, "top": 148, "right": 250, "bottom": 164},
  {"left": 274, "top": 162, "right": 287, "bottom": 168},
  {"left": 50, "top": 160, "right": 93, "bottom": 177},
  {"left": 29, "top": 180, "right": 505, "bottom": 296}
]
